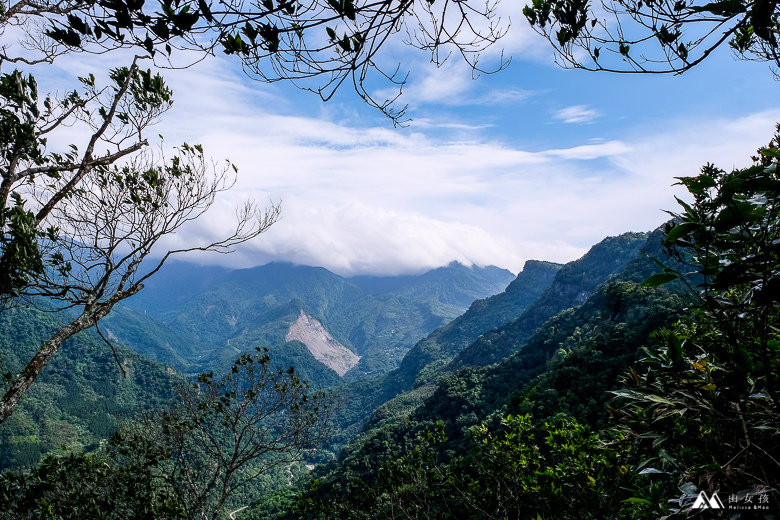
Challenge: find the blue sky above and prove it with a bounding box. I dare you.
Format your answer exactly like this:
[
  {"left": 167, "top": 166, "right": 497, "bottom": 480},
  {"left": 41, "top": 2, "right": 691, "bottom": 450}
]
[{"left": 25, "top": 4, "right": 780, "bottom": 275}]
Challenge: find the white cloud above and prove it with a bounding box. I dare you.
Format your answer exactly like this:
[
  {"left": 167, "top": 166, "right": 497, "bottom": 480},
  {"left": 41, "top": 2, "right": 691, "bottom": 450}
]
[
  {"left": 372, "top": 57, "right": 537, "bottom": 112},
  {"left": 412, "top": 119, "right": 494, "bottom": 130},
  {"left": 613, "top": 110, "right": 780, "bottom": 190},
  {"left": 554, "top": 105, "right": 602, "bottom": 124},
  {"left": 545, "top": 141, "right": 631, "bottom": 160},
  {"left": 136, "top": 59, "right": 780, "bottom": 276},
  {"left": 242, "top": 198, "right": 527, "bottom": 275},
  {"left": 21, "top": 40, "right": 780, "bottom": 278},
  {"left": 481, "top": 88, "right": 535, "bottom": 105}
]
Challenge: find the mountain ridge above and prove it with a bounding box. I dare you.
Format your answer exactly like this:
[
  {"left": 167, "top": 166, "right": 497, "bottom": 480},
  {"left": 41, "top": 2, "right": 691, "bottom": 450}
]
[
  {"left": 106, "top": 261, "right": 516, "bottom": 380},
  {"left": 243, "top": 229, "right": 690, "bottom": 520}
]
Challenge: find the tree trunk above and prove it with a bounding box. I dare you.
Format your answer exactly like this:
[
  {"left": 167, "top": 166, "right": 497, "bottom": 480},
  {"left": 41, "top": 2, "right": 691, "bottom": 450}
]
[{"left": 0, "top": 311, "right": 94, "bottom": 424}]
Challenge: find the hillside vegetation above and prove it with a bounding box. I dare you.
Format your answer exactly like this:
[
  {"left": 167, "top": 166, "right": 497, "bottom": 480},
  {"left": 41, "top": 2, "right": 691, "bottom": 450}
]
[
  {"left": 246, "top": 133, "right": 780, "bottom": 520},
  {"left": 4, "top": 132, "right": 780, "bottom": 520},
  {"left": 107, "top": 262, "right": 515, "bottom": 380},
  {"left": 0, "top": 306, "right": 180, "bottom": 469}
]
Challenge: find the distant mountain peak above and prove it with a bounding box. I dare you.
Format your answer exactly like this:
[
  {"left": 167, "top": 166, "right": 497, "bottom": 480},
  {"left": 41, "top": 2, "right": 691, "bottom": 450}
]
[
  {"left": 522, "top": 259, "right": 564, "bottom": 272},
  {"left": 285, "top": 310, "right": 360, "bottom": 376}
]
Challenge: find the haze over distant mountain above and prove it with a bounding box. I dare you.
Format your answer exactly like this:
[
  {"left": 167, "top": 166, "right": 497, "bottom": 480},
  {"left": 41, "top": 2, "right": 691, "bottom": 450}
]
[
  {"left": 104, "top": 261, "right": 516, "bottom": 381},
  {"left": 318, "top": 232, "right": 650, "bottom": 453},
  {"left": 244, "top": 230, "right": 693, "bottom": 519}
]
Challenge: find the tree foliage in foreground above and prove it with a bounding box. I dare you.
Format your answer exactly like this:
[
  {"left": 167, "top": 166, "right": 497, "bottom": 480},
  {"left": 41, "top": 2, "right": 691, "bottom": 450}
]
[
  {"left": 523, "top": 0, "right": 780, "bottom": 75},
  {"left": 614, "top": 126, "right": 780, "bottom": 517},
  {"left": 0, "top": 57, "right": 280, "bottom": 424},
  {"left": 296, "top": 415, "right": 624, "bottom": 520},
  {"left": 0, "top": 349, "right": 337, "bottom": 520},
  {"left": 3, "top": 0, "right": 507, "bottom": 121}
]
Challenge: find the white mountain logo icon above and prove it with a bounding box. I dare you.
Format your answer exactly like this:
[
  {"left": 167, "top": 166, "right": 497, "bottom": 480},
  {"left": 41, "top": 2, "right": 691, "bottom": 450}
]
[{"left": 692, "top": 491, "right": 724, "bottom": 509}]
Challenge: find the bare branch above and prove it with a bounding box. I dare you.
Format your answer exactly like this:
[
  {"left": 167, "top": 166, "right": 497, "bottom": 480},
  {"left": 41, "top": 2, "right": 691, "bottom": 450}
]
[
  {"left": 34, "top": 57, "right": 144, "bottom": 225},
  {"left": 0, "top": 141, "right": 279, "bottom": 424},
  {"left": 0, "top": 0, "right": 507, "bottom": 122},
  {"left": 95, "top": 321, "right": 127, "bottom": 378},
  {"left": 524, "top": 0, "right": 779, "bottom": 74}
]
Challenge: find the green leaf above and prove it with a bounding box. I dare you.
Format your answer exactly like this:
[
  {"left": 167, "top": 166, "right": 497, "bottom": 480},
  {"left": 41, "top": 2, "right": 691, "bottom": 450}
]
[
  {"left": 523, "top": 5, "right": 538, "bottom": 24},
  {"left": 623, "top": 497, "right": 654, "bottom": 505},
  {"left": 664, "top": 222, "right": 698, "bottom": 244},
  {"left": 677, "top": 42, "right": 688, "bottom": 60},
  {"left": 557, "top": 27, "right": 572, "bottom": 47},
  {"left": 67, "top": 14, "right": 91, "bottom": 35},
  {"left": 667, "top": 334, "right": 683, "bottom": 364},
  {"left": 343, "top": 0, "right": 356, "bottom": 20},
  {"left": 642, "top": 272, "right": 679, "bottom": 287},
  {"left": 690, "top": 0, "right": 747, "bottom": 16},
  {"left": 677, "top": 173, "right": 716, "bottom": 194},
  {"left": 673, "top": 195, "right": 694, "bottom": 214},
  {"left": 46, "top": 27, "right": 82, "bottom": 47},
  {"left": 198, "top": 0, "right": 213, "bottom": 22},
  {"left": 655, "top": 25, "right": 680, "bottom": 45}
]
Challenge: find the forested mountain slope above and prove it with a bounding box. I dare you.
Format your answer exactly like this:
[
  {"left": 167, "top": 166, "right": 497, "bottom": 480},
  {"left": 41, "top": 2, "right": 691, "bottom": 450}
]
[
  {"left": 369, "top": 231, "right": 650, "bottom": 420},
  {"left": 101, "top": 300, "right": 345, "bottom": 389},
  {"left": 448, "top": 231, "right": 649, "bottom": 371},
  {"left": 287, "top": 232, "right": 649, "bottom": 470},
  {"left": 122, "top": 261, "right": 232, "bottom": 316},
  {"left": 318, "top": 259, "right": 564, "bottom": 452},
  {"left": 0, "top": 262, "right": 515, "bottom": 472},
  {"left": 0, "top": 306, "right": 181, "bottom": 470},
  {"left": 108, "top": 262, "right": 515, "bottom": 380},
  {"left": 245, "top": 230, "right": 688, "bottom": 519},
  {"left": 384, "top": 260, "right": 563, "bottom": 390},
  {"left": 299, "top": 283, "right": 688, "bottom": 506},
  {"left": 349, "top": 262, "right": 517, "bottom": 309}
]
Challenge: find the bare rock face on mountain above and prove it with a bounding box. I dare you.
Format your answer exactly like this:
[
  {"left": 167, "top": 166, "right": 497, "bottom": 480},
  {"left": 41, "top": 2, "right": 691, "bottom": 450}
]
[{"left": 286, "top": 311, "right": 360, "bottom": 376}]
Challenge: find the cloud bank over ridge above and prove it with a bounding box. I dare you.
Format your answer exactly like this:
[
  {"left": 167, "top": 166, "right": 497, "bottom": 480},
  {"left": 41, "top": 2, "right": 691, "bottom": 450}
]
[{"left": 32, "top": 24, "right": 780, "bottom": 277}]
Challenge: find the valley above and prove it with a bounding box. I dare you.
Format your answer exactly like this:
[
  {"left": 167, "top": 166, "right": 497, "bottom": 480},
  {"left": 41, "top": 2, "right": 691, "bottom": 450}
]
[
  {"left": 3, "top": 0, "right": 779, "bottom": 516},
  {"left": 0, "top": 227, "right": 686, "bottom": 513},
  {"left": 3, "top": 184, "right": 779, "bottom": 519},
  {"left": 0, "top": 261, "right": 516, "bottom": 470}
]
